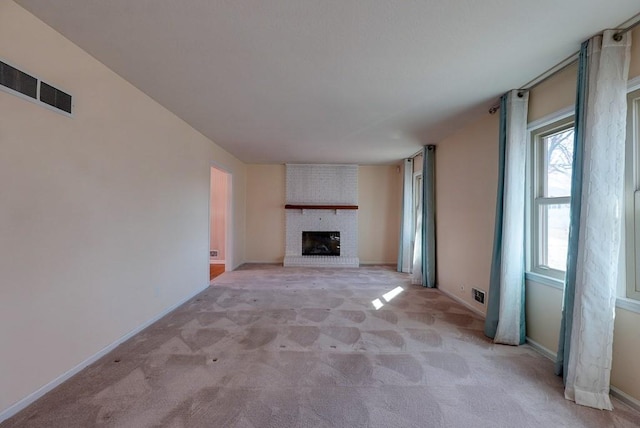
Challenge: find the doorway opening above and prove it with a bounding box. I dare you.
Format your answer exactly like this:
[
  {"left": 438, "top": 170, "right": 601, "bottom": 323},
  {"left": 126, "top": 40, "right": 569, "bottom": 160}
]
[{"left": 210, "top": 166, "right": 231, "bottom": 281}]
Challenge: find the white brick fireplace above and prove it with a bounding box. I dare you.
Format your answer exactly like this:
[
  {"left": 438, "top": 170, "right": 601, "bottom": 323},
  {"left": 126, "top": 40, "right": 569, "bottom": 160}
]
[{"left": 284, "top": 164, "right": 359, "bottom": 267}]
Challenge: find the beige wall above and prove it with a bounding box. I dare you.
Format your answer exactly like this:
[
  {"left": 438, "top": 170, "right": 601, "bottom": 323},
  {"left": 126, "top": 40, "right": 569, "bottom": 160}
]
[
  {"left": 0, "top": 1, "right": 246, "bottom": 416},
  {"left": 245, "top": 164, "right": 286, "bottom": 263},
  {"left": 611, "top": 307, "right": 640, "bottom": 401},
  {"left": 528, "top": 62, "right": 578, "bottom": 123},
  {"left": 435, "top": 114, "right": 499, "bottom": 314},
  {"left": 210, "top": 167, "right": 228, "bottom": 262},
  {"left": 631, "top": 30, "right": 640, "bottom": 79},
  {"left": 244, "top": 164, "right": 401, "bottom": 264},
  {"left": 358, "top": 165, "right": 402, "bottom": 264},
  {"left": 524, "top": 282, "right": 563, "bottom": 352},
  {"left": 434, "top": 29, "right": 640, "bottom": 403}
]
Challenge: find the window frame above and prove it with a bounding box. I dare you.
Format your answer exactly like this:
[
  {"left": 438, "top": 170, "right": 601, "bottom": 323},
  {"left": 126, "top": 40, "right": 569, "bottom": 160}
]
[
  {"left": 527, "top": 115, "right": 575, "bottom": 281},
  {"left": 525, "top": 82, "right": 640, "bottom": 312},
  {"left": 624, "top": 88, "right": 640, "bottom": 301}
]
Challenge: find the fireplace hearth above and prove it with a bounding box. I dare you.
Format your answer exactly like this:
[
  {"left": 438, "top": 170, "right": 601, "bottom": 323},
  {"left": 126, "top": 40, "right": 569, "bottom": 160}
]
[{"left": 302, "top": 231, "right": 340, "bottom": 256}]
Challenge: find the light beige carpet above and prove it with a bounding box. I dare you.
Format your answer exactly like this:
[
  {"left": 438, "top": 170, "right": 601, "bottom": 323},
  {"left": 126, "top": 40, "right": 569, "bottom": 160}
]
[{"left": 3, "top": 265, "right": 640, "bottom": 427}]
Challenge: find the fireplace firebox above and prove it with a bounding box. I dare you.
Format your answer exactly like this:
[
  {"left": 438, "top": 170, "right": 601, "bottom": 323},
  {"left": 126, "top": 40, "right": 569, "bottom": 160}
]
[{"left": 302, "top": 231, "right": 340, "bottom": 256}]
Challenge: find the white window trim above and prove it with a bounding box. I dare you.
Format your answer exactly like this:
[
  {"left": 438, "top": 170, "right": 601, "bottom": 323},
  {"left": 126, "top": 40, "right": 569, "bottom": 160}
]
[
  {"left": 624, "top": 88, "right": 640, "bottom": 301},
  {"left": 527, "top": 115, "right": 574, "bottom": 281},
  {"left": 527, "top": 106, "right": 574, "bottom": 131},
  {"left": 624, "top": 76, "right": 640, "bottom": 306},
  {"left": 617, "top": 296, "right": 640, "bottom": 313},
  {"left": 525, "top": 271, "right": 564, "bottom": 290},
  {"left": 628, "top": 75, "right": 640, "bottom": 93}
]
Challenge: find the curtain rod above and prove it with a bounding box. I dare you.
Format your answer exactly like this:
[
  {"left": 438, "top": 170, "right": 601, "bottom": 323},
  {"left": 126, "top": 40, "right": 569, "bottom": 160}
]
[
  {"left": 614, "top": 11, "right": 640, "bottom": 40},
  {"left": 488, "top": 11, "right": 640, "bottom": 114},
  {"left": 520, "top": 52, "right": 579, "bottom": 91},
  {"left": 409, "top": 148, "right": 423, "bottom": 159},
  {"left": 488, "top": 51, "right": 579, "bottom": 114}
]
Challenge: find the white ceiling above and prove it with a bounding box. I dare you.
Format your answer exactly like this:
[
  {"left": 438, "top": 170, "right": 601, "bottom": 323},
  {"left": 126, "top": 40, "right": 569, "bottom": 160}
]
[{"left": 15, "top": 0, "right": 640, "bottom": 164}]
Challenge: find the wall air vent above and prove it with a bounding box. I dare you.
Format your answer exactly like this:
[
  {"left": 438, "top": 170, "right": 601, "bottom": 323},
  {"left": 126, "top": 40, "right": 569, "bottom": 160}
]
[
  {"left": 39, "top": 81, "right": 72, "bottom": 114},
  {"left": 0, "top": 59, "right": 72, "bottom": 115},
  {"left": 0, "top": 60, "right": 37, "bottom": 99}
]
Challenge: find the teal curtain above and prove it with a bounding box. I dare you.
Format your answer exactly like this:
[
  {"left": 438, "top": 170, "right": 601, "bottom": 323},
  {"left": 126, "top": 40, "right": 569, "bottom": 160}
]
[
  {"left": 484, "top": 90, "right": 528, "bottom": 345},
  {"left": 555, "top": 40, "right": 588, "bottom": 379},
  {"left": 422, "top": 145, "right": 436, "bottom": 288},
  {"left": 484, "top": 95, "right": 508, "bottom": 340}
]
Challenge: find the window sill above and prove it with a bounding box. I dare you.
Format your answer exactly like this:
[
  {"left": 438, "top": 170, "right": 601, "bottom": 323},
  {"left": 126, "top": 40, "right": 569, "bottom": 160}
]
[
  {"left": 525, "top": 272, "right": 640, "bottom": 314},
  {"left": 525, "top": 271, "right": 564, "bottom": 290},
  {"left": 616, "top": 297, "right": 640, "bottom": 314}
]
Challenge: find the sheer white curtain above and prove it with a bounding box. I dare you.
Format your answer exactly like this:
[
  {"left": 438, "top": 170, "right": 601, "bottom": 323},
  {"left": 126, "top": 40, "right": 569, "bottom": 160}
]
[
  {"left": 484, "top": 90, "right": 528, "bottom": 345},
  {"left": 411, "top": 145, "right": 436, "bottom": 287},
  {"left": 398, "top": 159, "right": 414, "bottom": 273},
  {"left": 494, "top": 90, "right": 528, "bottom": 345},
  {"left": 563, "top": 30, "right": 631, "bottom": 410}
]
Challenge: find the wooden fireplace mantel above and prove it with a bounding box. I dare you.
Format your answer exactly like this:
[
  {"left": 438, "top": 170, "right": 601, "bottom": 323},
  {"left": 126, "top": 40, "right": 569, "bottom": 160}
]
[{"left": 285, "top": 204, "right": 358, "bottom": 210}]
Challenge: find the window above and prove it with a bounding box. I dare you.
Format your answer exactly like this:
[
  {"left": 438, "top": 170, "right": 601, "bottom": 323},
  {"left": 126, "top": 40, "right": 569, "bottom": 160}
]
[
  {"left": 625, "top": 88, "right": 640, "bottom": 300},
  {"left": 529, "top": 117, "right": 575, "bottom": 280}
]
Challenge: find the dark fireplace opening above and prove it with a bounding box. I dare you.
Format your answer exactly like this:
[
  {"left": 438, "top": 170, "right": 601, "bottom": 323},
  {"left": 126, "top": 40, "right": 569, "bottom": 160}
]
[{"left": 302, "top": 231, "right": 340, "bottom": 256}]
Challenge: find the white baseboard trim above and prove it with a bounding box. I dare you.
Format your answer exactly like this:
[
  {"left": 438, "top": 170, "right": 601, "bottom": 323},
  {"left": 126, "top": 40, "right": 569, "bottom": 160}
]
[
  {"left": 437, "top": 288, "right": 486, "bottom": 318},
  {"left": 525, "top": 337, "right": 640, "bottom": 412},
  {"left": 0, "top": 283, "right": 209, "bottom": 424},
  {"left": 525, "top": 337, "right": 557, "bottom": 361},
  {"left": 611, "top": 386, "right": 640, "bottom": 413}
]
